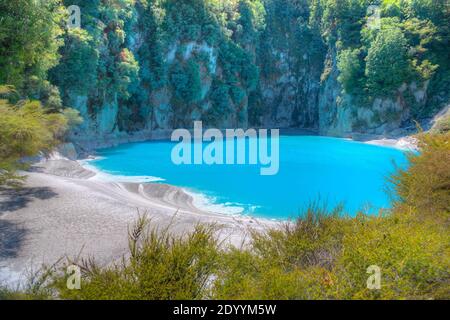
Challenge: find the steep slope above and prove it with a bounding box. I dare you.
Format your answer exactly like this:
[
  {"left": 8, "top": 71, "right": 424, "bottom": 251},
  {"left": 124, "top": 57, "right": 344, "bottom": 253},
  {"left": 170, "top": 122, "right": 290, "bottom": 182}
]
[{"left": 43, "top": 0, "right": 450, "bottom": 141}]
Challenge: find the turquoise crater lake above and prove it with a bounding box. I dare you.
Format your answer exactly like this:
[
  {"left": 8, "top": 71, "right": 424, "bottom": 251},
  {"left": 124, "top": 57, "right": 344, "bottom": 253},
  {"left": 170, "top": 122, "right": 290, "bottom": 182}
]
[{"left": 88, "top": 136, "right": 409, "bottom": 219}]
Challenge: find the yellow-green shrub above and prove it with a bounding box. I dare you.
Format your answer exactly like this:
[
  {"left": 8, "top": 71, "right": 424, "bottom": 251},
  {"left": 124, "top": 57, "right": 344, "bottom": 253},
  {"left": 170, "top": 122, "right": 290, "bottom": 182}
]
[
  {"left": 0, "top": 88, "right": 68, "bottom": 186},
  {"left": 54, "top": 216, "right": 220, "bottom": 300}
]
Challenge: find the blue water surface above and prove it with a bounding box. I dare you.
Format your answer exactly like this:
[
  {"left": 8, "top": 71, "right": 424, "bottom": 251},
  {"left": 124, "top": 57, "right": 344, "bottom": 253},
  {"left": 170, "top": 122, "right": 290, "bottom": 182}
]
[{"left": 90, "top": 136, "right": 410, "bottom": 219}]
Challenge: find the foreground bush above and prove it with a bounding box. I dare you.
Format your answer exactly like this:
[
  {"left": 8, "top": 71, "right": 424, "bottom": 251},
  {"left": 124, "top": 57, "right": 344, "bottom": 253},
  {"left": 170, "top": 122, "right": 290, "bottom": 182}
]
[
  {"left": 0, "top": 85, "right": 82, "bottom": 187},
  {"left": 213, "top": 210, "right": 449, "bottom": 299},
  {"left": 391, "top": 132, "right": 450, "bottom": 215},
  {"left": 52, "top": 216, "right": 220, "bottom": 300}
]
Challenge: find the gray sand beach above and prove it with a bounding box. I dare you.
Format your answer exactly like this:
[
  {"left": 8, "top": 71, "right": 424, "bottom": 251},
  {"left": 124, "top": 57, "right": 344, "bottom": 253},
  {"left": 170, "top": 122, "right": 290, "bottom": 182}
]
[{"left": 0, "top": 158, "right": 275, "bottom": 286}]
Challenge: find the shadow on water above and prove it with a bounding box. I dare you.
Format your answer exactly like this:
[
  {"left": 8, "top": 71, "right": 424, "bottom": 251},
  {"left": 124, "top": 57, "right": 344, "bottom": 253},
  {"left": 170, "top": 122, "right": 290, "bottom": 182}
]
[{"left": 0, "top": 187, "right": 58, "bottom": 213}]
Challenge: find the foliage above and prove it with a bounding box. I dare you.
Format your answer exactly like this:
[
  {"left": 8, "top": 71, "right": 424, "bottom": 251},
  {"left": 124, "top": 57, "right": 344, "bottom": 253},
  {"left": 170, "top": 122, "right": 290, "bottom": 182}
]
[
  {"left": 162, "top": 0, "right": 220, "bottom": 44},
  {"left": 337, "top": 48, "right": 364, "bottom": 94},
  {"left": 214, "top": 134, "right": 449, "bottom": 300},
  {"left": 390, "top": 132, "right": 450, "bottom": 215},
  {"left": 169, "top": 58, "right": 203, "bottom": 126},
  {"left": 53, "top": 215, "right": 220, "bottom": 300},
  {"left": 0, "top": 0, "right": 64, "bottom": 90},
  {"left": 319, "top": 0, "right": 369, "bottom": 47},
  {"left": 50, "top": 28, "right": 99, "bottom": 96},
  {"left": 203, "top": 79, "right": 232, "bottom": 125},
  {"left": 170, "top": 59, "right": 202, "bottom": 105},
  {"left": 135, "top": 0, "right": 167, "bottom": 91},
  {"left": 62, "top": 108, "right": 84, "bottom": 130},
  {"left": 0, "top": 87, "right": 68, "bottom": 186},
  {"left": 431, "top": 109, "right": 450, "bottom": 134},
  {"left": 117, "top": 48, "right": 140, "bottom": 99},
  {"left": 365, "top": 20, "right": 411, "bottom": 96},
  {"left": 314, "top": 0, "right": 450, "bottom": 118},
  {"left": 2, "top": 0, "right": 448, "bottom": 130}
]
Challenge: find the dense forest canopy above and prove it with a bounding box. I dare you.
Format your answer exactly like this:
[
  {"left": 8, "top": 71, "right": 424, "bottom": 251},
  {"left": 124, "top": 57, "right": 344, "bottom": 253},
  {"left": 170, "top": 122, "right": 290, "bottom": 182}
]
[
  {"left": 1, "top": 131, "right": 449, "bottom": 300},
  {"left": 1, "top": 0, "right": 448, "bottom": 135}
]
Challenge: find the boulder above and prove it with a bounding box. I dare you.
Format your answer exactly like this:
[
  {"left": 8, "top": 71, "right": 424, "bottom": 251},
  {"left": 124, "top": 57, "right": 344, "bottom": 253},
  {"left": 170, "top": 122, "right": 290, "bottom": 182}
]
[{"left": 57, "top": 143, "right": 78, "bottom": 160}]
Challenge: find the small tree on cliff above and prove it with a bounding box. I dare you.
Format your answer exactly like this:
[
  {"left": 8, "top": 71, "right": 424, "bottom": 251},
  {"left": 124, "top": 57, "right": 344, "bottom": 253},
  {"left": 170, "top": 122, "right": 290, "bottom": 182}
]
[
  {"left": 0, "top": 86, "right": 71, "bottom": 187},
  {"left": 365, "top": 21, "right": 411, "bottom": 96}
]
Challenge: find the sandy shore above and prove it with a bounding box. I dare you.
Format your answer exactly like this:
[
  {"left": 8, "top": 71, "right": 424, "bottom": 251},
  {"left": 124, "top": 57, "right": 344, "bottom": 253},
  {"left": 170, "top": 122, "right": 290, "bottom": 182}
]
[
  {"left": 349, "top": 133, "right": 419, "bottom": 151},
  {"left": 0, "top": 158, "right": 275, "bottom": 287},
  {"left": 364, "top": 136, "right": 418, "bottom": 151}
]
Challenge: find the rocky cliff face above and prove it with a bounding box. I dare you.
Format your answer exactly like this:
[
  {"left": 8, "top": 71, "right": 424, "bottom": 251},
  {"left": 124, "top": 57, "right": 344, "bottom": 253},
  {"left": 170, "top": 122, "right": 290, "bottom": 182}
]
[
  {"left": 54, "top": 0, "right": 447, "bottom": 145},
  {"left": 318, "top": 50, "right": 432, "bottom": 138},
  {"left": 69, "top": 40, "right": 433, "bottom": 144}
]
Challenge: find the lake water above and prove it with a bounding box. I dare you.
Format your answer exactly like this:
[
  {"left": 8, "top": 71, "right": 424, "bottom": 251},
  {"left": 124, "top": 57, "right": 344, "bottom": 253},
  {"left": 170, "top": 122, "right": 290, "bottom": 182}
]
[{"left": 89, "top": 136, "right": 409, "bottom": 219}]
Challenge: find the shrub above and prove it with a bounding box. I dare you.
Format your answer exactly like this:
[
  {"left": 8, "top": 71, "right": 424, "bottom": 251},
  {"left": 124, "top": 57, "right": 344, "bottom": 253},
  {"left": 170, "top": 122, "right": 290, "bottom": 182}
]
[
  {"left": 53, "top": 215, "right": 220, "bottom": 300},
  {"left": 365, "top": 21, "right": 411, "bottom": 96},
  {"left": 0, "top": 89, "right": 68, "bottom": 186},
  {"left": 390, "top": 132, "right": 450, "bottom": 215},
  {"left": 431, "top": 109, "right": 450, "bottom": 134},
  {"left": 337, "top": 48, "right": 364, "bottom": 94}
]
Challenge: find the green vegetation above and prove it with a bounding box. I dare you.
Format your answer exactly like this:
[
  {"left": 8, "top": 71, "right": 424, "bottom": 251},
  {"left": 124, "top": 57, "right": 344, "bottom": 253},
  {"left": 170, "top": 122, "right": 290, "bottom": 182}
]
[
  {"left": 365, "top": 21, "right": 411, "bottom": 96},
  {"left": 169, "top": 58, "right": 203, "bottom": 126},
  {"left": 2, "top": 1, "right": 448, "bottom": 130},
  {"left": 431, "top": 109, "right": 450, "bottom": 134},
  {"left": 0, "top": 84, "right": 82, "bottom": 187},
  {"left": 0, "top": 0, "right": 83, "bottom": 187},
  {"left": 319, "top": 0, "right": 449, "bottom": 119},
  {"left": 337, "top": 48, "right": 364, "bottom": 94},
  {"left": 0, "top": 0, "right": 63, "bottom": 93},
  {"left": 0, "top": 87, "right": 67, "bottom": 186},
  {"left": 50, "top": 28, "right": 99, "bottom": 96},
  {"left": 0, "top": 0, "right": 68, "bottom": 118},
  {"left": 391, "top": 132, "right": 450, "bottom": 215},
  {"left": 54, "top": 217, "right": 219, "bottom": 300}
]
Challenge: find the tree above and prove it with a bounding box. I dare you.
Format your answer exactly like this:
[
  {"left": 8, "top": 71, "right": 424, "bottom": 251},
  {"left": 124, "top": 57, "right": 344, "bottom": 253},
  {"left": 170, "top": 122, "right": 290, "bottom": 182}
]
[
  {"left": 0, "top": 0, "right": 64, "bottom": 91},
  {"left": 50, "top": 29, "right": 99, "bottom": 96},
  {"left": 170, "top": 59, "right": 202, "bottom": 105},
  {"left": 0, "top": 86, "right": 68, "bottom": 186},
  {"left": 337, "top": 48, "right": 364, "bottom": 94},
  {"left": 365, "top": 21, "right": 411, "bottom": 95},
  {"left": 116, "top": 48, "right": 140, "bottom": 99}
]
